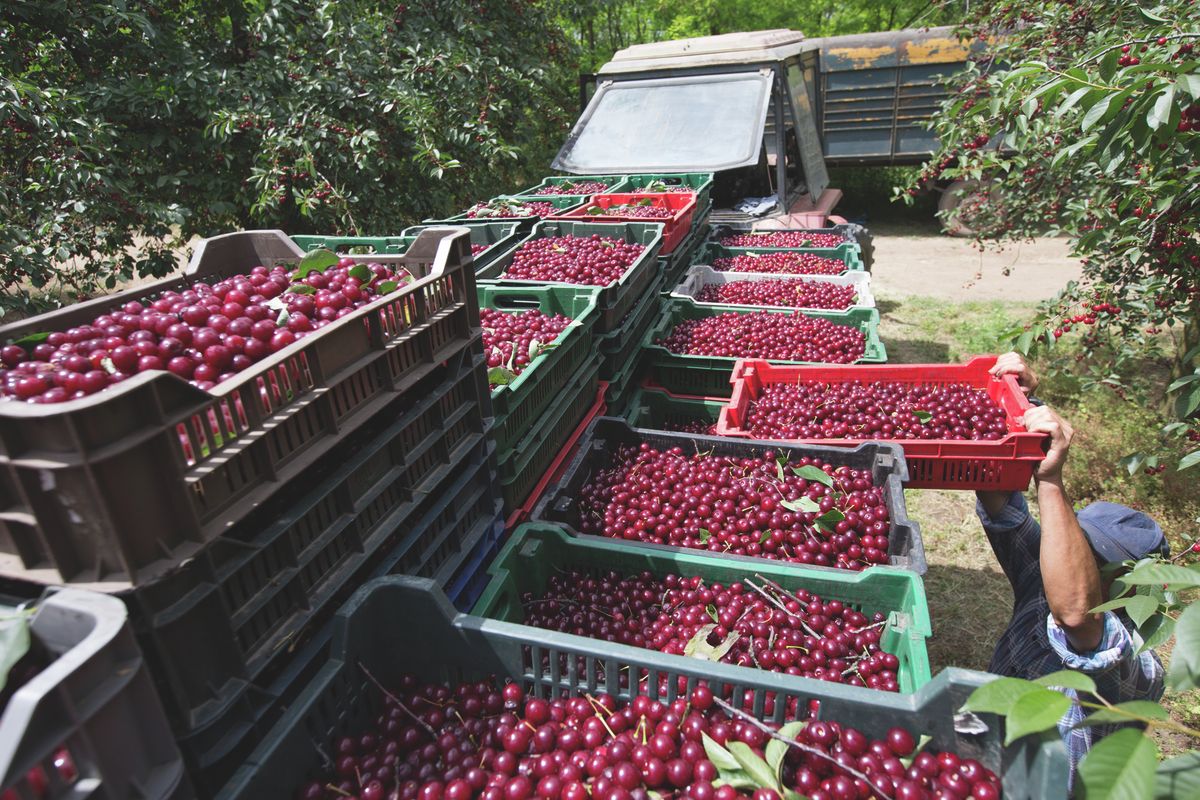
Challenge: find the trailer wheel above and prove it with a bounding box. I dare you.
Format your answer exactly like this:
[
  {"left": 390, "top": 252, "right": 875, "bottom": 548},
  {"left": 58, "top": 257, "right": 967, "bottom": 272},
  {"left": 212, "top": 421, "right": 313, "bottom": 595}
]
[{"left": 937, "top": 179, "right": 1001, "bottom": 237}]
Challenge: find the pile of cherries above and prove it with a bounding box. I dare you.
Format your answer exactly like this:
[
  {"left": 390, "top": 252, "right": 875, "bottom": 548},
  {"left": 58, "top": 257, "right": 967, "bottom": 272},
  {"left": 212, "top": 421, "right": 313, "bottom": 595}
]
[
  {"left": 502, "top": 235, "right": 645, "bottom": 287},
  {"left": 520, "top": 571, "right": 901, "bottom": 692},
  {"left": 481, "top": 308, "right": 573, "bottom": 387},
  {"left": 533, "top": 180, "right": 611, "bottom": 196},
  {"left": 577, "top": 444, "right": 892, "bottom": 570},
  {"left": 661, "top": 418, "right": 718, "bottom": 435},
  {"left": 0, "top": 257, "right": 413, "bottom": 403},
  {"left": 718, "top": 232, "right": 847, "bottom": 249},
  {"left": 711, "top": 253, "right": 845, "bottom": 276},
  {"left": 472, "top": 244, "right": 492, "bottom": 256},
  {"left": 465, "top": 200, "right": 558, "bottom": 219},
  {"left": 587, "top": 203, "right": 673, "bottom": 219},
  {"left": 696, "top": 280, "right": 856, "bottom": 310},
  {"left": 298, "top": 679, "right": 1001, "bottom": 800},
  {"left": 739, "top": 383, "right": 1010, "bottom": 442},
  {"left": 657, "top": 312, "right": 866, "bottom": 364},
  {"left": 638, "top": 182, "right": 695, "bottom": 193}
]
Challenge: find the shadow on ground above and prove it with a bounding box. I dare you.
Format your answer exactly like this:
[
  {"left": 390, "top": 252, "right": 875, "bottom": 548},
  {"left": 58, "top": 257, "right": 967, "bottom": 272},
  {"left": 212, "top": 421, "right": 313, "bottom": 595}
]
[{"left": 923, "top": 563, "right": 1014, "bottom": 673}]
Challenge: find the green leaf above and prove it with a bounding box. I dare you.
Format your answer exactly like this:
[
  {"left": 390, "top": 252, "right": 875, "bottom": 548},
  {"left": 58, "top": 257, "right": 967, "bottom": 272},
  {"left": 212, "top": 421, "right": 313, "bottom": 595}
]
[
  {"left": 0, "top": 612, "right": 31, "bottom": 692},
  {"left": 1137, "top": 613, "right": 1175, "bottom": 655},
  {"left": 701, "top": 733, "right": 741, "bottom": 772},
  {"left": 781, "top": 496, "right": 821, "bottom": 514},
  {"left": 727, "top": 741, "right": 781, "bottom": 792},
  {"left": 1177, "top": 450, "right": 1200, "bottom": 472},
  {"left": 1155, "top": 751, "right": 1200, "bottom": 799},
  {"left": 759, "top": 530, "right": 771, "bottom": 545},
  {"left": 1179, "top": 74, "right": 1200, "bottom": 101},
  {"left": 775, "top": 456, "right": 786, "bottom": 482},
  {"left": 1081, "top": 94, "right": 1115, "bottom": 132},
  {"left": 1166, "top": 373, "right": 1200, "bottom": 393},
  {"left": 706, "top": 604, "right": 719, "bottom": 623},
  {"left": 1166, "top": 603, "right": 1200, "bottom": 691},
  {"left": 1076, "top": 701, "right": 1169, "bottom": 728},
  {"left": 962, "top": 676, "right": 1044, "bottom": 715},
  {"left": 1122, "top": 563, "right": 1200, "bottom": 590},
  {"left": 377, "top": 280, "right": 400, "bottom": 295},
  {"left": 1077, "top": 728, "right": 1156, "bottom": 800},
  {"left": 1016, "top": 329, "right": 1035, "bottom": 355},
  {"left": 793, "top": 465, "right": 833, "bottom": 487},
  {"left": 1090, "top": 596, "right": 1133, "bottom": 614},
  {"left": 713, "top": 769, "right": 759, "bottom": 791},
  {"left": 913, "top": 410, "right": 933, "bottom": 423},
  {"left": 1138, "top": 5, "right": 1170, "bottom": 23},
  {"left": 766, "top": 722, "right": 804, "bottom": 781},
  {"left": 287, "top": 284, "right": 317, "bottom": 295},
  {"left": 1174, "top": 384, "right": 1200, "bottom": 418},
  {"left": 1034, "top": 670, "right": 1097, "bottom": 693},
  {"left": 1147, "top": 86, "right": 1176, "bottom": 131},
  {"left": 295, "top": 247, "right": 339, "bottom": 277},
  {"left": 488, "top": 367, "right": 518, "bottom": 386},
  {"left": 586, "top": 206, "right": 606, "bottom": 215},
  {"left": 11, "top": 332, "right": 50, "bottom": 348},
  {"left": 1004, "top": 688, "right": 1071, "bottom": 745},
  {"left": 1124, "top": 594, "right": 1159, "bottom": 629},
  {"left": 815, "top": 509, "right": 845, "bottom": 531},
  {"left": 698, "top": 528, "right": 711, "bottom": 544},
  {"left": 347, "top": 264, "right": 372, "bottom": 283}
]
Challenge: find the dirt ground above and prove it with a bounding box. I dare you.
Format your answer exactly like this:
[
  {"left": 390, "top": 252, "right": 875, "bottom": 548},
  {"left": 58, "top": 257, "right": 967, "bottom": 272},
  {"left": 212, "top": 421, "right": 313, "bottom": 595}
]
[{"left": 869, "top": 227, "right": 1083, "bottom": 303}]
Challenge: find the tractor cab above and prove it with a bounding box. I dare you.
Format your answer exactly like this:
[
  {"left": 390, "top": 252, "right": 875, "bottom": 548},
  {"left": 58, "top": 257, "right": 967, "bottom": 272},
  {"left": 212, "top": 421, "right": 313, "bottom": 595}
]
[{"left": 555, "top": 29, "right": 839, "bottom": 228}]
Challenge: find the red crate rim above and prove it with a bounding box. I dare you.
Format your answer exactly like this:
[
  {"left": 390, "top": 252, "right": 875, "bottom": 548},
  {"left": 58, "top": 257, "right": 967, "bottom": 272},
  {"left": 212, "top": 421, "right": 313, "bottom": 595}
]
[
  {"left": 505, "top": 381, "right": 608, "bottom": 531},
  {"left": 715, "top": 356, "right": 1047, "bottom": 459}
]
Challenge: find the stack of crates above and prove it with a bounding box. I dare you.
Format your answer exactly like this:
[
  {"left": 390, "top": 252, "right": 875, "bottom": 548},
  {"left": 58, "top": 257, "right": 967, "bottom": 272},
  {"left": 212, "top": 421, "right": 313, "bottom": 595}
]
[{"left": 0, "top": 229, "right": 503, "bottom": 796}]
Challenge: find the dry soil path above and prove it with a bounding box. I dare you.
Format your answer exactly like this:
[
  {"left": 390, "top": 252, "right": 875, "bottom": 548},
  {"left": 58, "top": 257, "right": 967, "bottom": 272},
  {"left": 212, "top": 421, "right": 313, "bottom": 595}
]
[{"left": 869, "top": 231, "right": 1083, "bottom": 303}]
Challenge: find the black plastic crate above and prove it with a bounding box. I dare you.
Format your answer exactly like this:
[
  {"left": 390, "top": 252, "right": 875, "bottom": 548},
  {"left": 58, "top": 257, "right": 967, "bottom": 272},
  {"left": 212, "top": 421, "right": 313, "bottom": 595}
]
[
  {"left": 179, "top": 439, "right": 504, "bottom": 798},
  {"left": 531, "top": 417, "right": 926, "bottom": 575},
  {"left": 220, "top": 577, "right": 1068, "bottom": 800},
  {"left": 0, "top": 588, "right": 190, "bottom": 798}
]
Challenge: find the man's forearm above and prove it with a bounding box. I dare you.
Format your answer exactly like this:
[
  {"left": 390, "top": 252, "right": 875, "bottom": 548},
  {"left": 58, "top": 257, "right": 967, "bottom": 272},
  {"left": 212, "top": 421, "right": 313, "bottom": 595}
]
[
  {"left": 1037, "top": 478, "right": 1104, "bottom": 651},
  {"left": 977, "top": 490, "right": 1014, "bottom": 518}
]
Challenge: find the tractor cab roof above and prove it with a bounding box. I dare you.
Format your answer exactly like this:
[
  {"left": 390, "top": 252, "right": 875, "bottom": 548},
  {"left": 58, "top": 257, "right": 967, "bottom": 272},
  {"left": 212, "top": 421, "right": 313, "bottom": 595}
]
[{"left": 598, "top": 29, "right": 807, "bottom": 75}]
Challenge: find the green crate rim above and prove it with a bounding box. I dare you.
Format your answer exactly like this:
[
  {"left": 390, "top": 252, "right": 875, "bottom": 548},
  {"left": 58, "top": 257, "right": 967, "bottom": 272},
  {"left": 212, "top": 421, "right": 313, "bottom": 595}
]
[
  {"left": 472, "top": 523, "right": 933, "bottom": 694},
  {"left": 696, "top": 242, "right": 865, "bottom": 271}
]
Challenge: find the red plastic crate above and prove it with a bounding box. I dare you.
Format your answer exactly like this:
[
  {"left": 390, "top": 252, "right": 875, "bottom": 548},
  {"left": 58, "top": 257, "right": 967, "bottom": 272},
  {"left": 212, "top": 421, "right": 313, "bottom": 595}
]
[
  {"left": 550, "top": 193, "right": 696, "bottom": 254},
  {"left": 716, "top": 357, "right": 1047, "bottom": 490},
  {"left": 505, "top": 381, "right": 607, "bottom": 531}
]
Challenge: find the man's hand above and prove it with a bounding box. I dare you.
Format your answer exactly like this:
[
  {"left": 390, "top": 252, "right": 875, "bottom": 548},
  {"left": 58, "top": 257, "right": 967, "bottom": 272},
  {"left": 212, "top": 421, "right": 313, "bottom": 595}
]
[
  {"left": 1022, "top": 405, "right": 1073, "bottom": 483},
  {"left": 991, "top": 351, "right": 1039, "bottom": 396}
]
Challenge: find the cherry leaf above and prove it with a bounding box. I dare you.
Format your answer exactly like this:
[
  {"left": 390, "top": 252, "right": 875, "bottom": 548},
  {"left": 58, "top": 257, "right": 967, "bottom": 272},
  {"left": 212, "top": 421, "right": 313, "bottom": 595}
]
[
  {"left": 1075, "top": 701, "right": 1169, "bottom": 728},
  {"left": 781, "top": 496, "right": 821, "bottom": 514},
  {"left": 706, "top": 604, "right": 719, "bottom": 623},
  {"left": 377, "top": 280, "right": 399, "bottom": 295},
  {"left": 287, "top": 284, "right": 317, "bottom": 295},
  {"left": 347, "top": 264, "right": 372, "bottom": 283},
  {"left": 1004, "top": 688, "right": 1071, "bottom": 745},
  {"left": 488, "top": 367, "right": 518, "bottom": 387},
  {"left": 1034, "top": 670, "right": 1097, "bottom": 693},
  {"left": 1077, "top": 728, "right": 1156, "bottom": 800},
  {"left": 702, "top": 733, "right": 741, "bottom": 772},
  {"left": 793, "top": 465, "right": 833, "bottom": 487},
  {"left": 766, "top": 721, "right": 805, "bottom": 780},
  {"left": 913, "top": 410, "right": 933, "bottom": 423},
  {"left": 962, "top": 676, "right": 1045, "bottom": 715},
  {"left": 0, "top": 611, "right": 31, "bottom": 692},
  {"left": 295, "top": 247, "right": 339, "bottom": 277},
  {"left": 815, "top": 509, "right": 845, "bottom": 531},
  {"left": 12, "top": 332, "right": 50, "bottom": 348},
  {"left": 698, "top": 528, "right": 711, "bottom": 544},
  {"left": 727, "top": 741, "right": 781, "bottom": 792}
]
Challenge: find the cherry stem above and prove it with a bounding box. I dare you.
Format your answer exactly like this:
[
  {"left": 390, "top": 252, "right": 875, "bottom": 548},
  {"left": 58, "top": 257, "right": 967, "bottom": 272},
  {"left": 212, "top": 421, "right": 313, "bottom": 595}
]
[
  {"left": 358, "top": 662, "right": 437, "bottom": 740},
  {"left": 743, "top": 577, "right": 822, "bottom": 639},
  {"left": 711, "top": 697, "right": 895, "bottom": 800}
]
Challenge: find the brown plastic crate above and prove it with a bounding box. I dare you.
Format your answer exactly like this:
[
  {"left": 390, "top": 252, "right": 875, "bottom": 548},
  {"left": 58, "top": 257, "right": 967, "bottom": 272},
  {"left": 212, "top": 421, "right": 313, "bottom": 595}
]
[{"left": 0, "top": 228, "right": 481, "bottom": 588}]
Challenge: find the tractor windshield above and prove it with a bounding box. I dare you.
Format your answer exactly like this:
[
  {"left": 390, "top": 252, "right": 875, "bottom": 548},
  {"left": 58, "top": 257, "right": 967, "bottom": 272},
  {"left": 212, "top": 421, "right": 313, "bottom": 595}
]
[{"left": 552, "top": 71, "right": 773, "bottom": 174}]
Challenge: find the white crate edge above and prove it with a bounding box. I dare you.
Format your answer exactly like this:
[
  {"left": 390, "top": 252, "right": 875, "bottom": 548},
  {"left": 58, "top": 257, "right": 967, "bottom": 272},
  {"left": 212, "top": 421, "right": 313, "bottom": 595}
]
[{"left": 670, "top": 265, "right": 876, "bottom": 311}]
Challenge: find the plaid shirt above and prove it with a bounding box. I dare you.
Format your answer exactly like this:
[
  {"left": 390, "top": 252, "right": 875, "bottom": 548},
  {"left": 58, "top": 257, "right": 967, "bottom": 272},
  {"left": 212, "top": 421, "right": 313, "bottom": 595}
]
[{"left": 977, "top": 492, "right": 1164, "bottom": 782}]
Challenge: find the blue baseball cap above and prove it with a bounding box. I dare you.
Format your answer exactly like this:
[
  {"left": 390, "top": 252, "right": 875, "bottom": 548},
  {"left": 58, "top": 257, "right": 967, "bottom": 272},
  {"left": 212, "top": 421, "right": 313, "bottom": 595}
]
[{"left": 1077, "top": 502, "right": 1170, "bottom": 564}]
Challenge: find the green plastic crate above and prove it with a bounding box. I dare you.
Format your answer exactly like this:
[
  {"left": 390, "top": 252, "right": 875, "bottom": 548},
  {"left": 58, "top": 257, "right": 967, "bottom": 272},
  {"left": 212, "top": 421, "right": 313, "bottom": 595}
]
[
  {"left": 498, "top": 356, "right": 602, "bottom": 513},
  {"left": 662, "top": 209, "right": 711, "bottom": 287},
  {"left": 221, "top": 576, "right": 1069, "bottom": 800},
  {"left": 432, "top": 196, "right": 587, "bottom": 226},
  {"left": 293, "top": 221, "right": 526, "bottom": 273},
  {"left": 614, "top": 173, "right": 715, "bottom": 210},
  {"left": 695, "top": 241, "right": 865, "bottom": 272},
  {"left": 513, "top": 174, "right": 630, "bottom": 201},
  {"left": 598, "top": 270, "right": 665, "bottom": 381},
  {"left": 623, "top": 384, "right": 725, "bottom": 432},
  {"left": 479, "top": 284, "right": 602, "bottom": 457},
  {"left": 640, "top": 298, "right": 887, "bottom": 396},
  {"left": 473, "top": 524, "right": 932, "bottom": 693},
  {"left": 476, "top": 220, "right": 664, "bottom": 333}
]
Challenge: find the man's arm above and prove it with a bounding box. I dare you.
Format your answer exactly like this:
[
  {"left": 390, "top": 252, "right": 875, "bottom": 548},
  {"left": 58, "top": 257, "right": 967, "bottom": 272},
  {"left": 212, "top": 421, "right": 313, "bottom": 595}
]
[
  {"left": 1025, "top": 406, "right": 1105, "bottom": 652},
  {"left": 977, "top": 352, "right": 1041, "bottom": 517}
]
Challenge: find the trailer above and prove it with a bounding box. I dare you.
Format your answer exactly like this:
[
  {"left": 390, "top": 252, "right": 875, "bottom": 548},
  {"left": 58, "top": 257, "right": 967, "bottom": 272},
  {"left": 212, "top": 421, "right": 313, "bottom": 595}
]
[{"left": 562, "top": 27, "right": 976, "bottom": 235}]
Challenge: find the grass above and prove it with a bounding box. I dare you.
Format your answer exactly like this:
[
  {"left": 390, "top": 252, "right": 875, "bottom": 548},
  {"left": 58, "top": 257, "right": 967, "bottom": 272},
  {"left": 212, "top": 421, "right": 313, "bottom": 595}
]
[{"left": 878, "top": 293, "right": 1200, "bottom": 758}]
